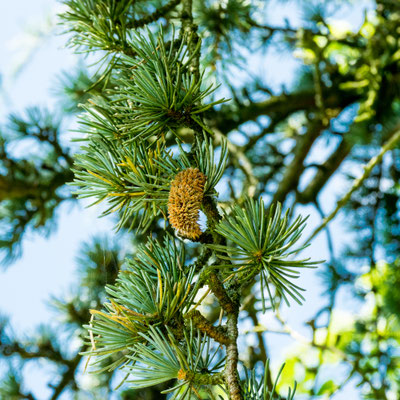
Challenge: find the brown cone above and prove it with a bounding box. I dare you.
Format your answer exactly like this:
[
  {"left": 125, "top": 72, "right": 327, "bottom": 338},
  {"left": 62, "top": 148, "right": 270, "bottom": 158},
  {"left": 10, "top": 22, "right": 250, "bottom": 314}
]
[{"left": 168, "top": 168, "right": 206, "bottom": 240}]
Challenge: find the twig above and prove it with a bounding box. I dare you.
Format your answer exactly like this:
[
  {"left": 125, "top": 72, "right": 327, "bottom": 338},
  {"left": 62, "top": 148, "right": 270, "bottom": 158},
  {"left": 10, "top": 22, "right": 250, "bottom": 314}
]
[
  {"left": 200, "top": 188, "right": 243, "bottom": 399},
  {"left": 126, "top": 0, "right": 181, "bottom": 29},
  {"left": 185, "top": 310, "right": 229, "bottom": 345},
  {"left": 225, "top": 306, "right": 242, "bottom": 400},
  {"left": 271, "top": 120, "right": 324, "bottom": 205},
  {"left": 304, "top": 127, "right": 400, "bottom": 244},
  {"left": 297, "top": 138, "right": 352, "bottom": 204}
]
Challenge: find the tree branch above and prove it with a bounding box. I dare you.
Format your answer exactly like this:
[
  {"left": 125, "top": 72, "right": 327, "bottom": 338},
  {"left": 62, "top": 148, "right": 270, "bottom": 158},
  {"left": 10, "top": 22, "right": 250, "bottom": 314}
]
[
  {"left": 49, "top": 354, "right": 81, "bottom": 400},
  {"left": 305, "top": 126, "right": 400, "bottom": 244},
  {"left": 271, "top": 120, "right": 324, "bottom": 205},
  {"left": 201, "top": 190, "right": 243, "bottom": 399},
  {"left": 207, "top": 272, "right": 236, "bottom": 314},
  {"left": 126, "top": 0, "right": 181, "bottom": 29},
  {"left": 225, "top": 304, "right": 242, "bottom": 400},
  {"left": 208, "top": 90, "right": 317, "bottom": 135},
  {"left": 185, "top": 310, "right": 229, "bottom": 345},
  {"left": 297, "top": 138, "right": 352, "bottom": 204}
]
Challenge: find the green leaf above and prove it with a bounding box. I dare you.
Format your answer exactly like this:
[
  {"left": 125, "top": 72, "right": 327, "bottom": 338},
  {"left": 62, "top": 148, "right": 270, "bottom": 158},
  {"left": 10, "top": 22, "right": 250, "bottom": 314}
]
[{"left": 317, "top": 380, "right": 337, "bottom": 395}]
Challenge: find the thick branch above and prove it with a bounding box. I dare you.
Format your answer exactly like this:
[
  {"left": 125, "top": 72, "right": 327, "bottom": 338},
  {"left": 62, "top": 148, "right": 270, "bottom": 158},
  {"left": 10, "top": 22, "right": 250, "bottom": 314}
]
[
  {"left": 1, "top": 332, "right": 81, "bottom": 399},
  {"left": 0, "top": 170, "right": 73, "bottom": 202},
  {"left": 178, "top": 369, "right": 224, "bottom": 385},
  {"left": 207, "top": 86, "right": 360, "bottom": 137},
  {"left": 208, "top": 90, "right": 316, "bottom": 135},
  {"left": 180, "top": 0, "right": 200, "bottom": 80},
  {"left": 297, "top": 138, "right": 352, "bottom": 204},
  {"left": 0, "top": 178, "right": 41, "bottom": 200},
  {"left": 271, "top": 120, "right": 324, "bottom": 205},
  {"left": 305, "top": 126, "right": 400, "bottom": 243},
  {"left": 126, "top": 0, "right": 181, "bottom": 29},
  {"left": 1, "top": 339, "right": 64, "bottom": 363},
  {"left": 186, "top": 310, "right": 229, "bottom": 345},
  {"left": 207, "top": 272, "right": 235, "bottom": 314},
  {"left": 225, "top": 306, "right": 242, "bottom": 400},
  {"left": 201, "top": 192, "right": 243, "bottom": 399},
  {"left": 49, "top": 354, "right": 81, "bottom": 400}
]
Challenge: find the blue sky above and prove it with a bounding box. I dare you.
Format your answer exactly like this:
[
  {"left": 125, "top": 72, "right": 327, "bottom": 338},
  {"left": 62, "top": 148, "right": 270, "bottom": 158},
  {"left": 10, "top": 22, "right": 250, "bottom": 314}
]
[{"left": 0, "top": 1, "right": 374, "bottom": 399}]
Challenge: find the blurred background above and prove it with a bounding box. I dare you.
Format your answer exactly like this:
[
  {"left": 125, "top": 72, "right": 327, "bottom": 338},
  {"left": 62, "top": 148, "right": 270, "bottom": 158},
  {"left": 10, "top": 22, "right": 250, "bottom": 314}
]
[{"left": 0, "top": 0, "right": 399, "bottom": 399}]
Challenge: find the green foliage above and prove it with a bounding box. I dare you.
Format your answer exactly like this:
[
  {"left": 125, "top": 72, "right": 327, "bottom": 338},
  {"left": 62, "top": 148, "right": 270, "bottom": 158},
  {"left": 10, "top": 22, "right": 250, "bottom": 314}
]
[
  {"left": 194, "top": 0, "right": 261, "bottom": 68},
  {"left": 114, "top": 29, "right": 225, "bottom": 141},
  {"left": 241, "top": 361, "right": 296, "bottom": 400},
  {"left": 381, "top": 259, "right": 400, "bottom": 318},
  {"left": 0, "top": 371, "right": 24, "bottom": 400},
  {"left": 72, "top": 133, "right": 227, "bottom": 231},
  {"left": 112, "top": 235, "right": 195, "bottom": 322},
  {"left": 127, "top": 327, "right": 182, "bottom": 389},
  {"left": 56, "top": 66, "right": 112, "bottom": 113},
  {"left": 71, "top": 28, "right": 225, "bottom": 144},
  {"left": 316, "top": 380, "right": 337, "bottom": 396},
  {"left": 70, "top": 29, "right": 228, "bottom": 234},
  {"left": 3, "top": 0, "right": 400, "bottom": 399},
  {"left": 61, "top": 0, "right": 138, "bottom": 53},
  {"left": 209, "top": 198, "right": 319, "bottom": 310},
  {"left": 62, "top": 0, "right": 181, "bottom": 54},
  {"left": 126, "top": 326, "right": 224, "bottom": 398},
  {"left": 82, "top": 236, "right": 196, "bottom": 373},
  {"left": 73, "top": 136, "right": 171, "bottom": 231},
  {"left": 0, "top": 107, "right": 73, "bottom": 264}
]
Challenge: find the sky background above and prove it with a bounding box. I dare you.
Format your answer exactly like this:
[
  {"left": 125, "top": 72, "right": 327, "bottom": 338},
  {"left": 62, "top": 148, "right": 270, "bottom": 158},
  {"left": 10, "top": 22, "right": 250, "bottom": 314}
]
[{"left": 0, "top": 1, "right": 375, "bottom": 399}]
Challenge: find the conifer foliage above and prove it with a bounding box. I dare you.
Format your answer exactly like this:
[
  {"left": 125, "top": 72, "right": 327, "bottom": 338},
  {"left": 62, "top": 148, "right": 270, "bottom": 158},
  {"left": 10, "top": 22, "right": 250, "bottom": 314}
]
[
  {"left": 62, "top": 1, "right": 319, "bottom": 398},
  {"left": 4, "top": 1, "right": 400, "bottom": 399}
]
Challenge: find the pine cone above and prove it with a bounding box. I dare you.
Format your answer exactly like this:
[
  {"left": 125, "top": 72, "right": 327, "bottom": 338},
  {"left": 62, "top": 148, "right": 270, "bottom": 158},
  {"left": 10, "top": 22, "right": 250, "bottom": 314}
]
[{"left": 168, "top": 168, "right": 206, "bottom": 240}]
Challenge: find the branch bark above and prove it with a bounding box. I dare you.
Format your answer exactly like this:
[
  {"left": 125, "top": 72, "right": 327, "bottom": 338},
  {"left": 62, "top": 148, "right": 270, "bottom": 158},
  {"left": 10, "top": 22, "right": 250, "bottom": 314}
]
[
  {"left": 208, "top": 90, "right": 317, "bottom": 135},
  {"left": 271, "top": 120, "right": 324, "bottom": 205},
  {"left": 186, "top": 310, "right": 229, "bottom": 345},
  {"left": 305, "top": 126, "right": 400, "bottom": 244},
  {"left": 126, "top": 0, "right": 181, "bottom": 29},
  {"left": 201, "top": 189, "right": 243, "bottom": 399},
  {"left": 225, "top": 306, "right": 242, "bottom": 400},
  {"left": 297, "top": 138, "right": 352, "bottom": 204}
]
